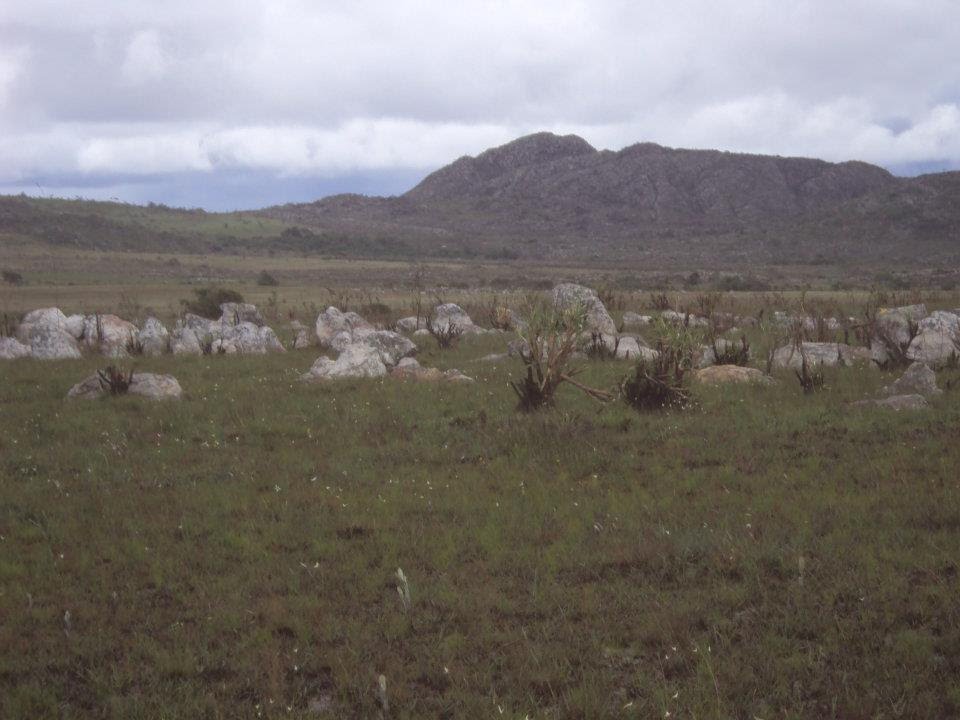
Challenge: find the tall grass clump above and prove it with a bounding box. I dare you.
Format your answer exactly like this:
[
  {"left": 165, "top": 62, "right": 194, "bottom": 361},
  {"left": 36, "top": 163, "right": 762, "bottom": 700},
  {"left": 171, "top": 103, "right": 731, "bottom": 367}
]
[{"left": 621, "top": 318, "right": 701, "bottom": 410}]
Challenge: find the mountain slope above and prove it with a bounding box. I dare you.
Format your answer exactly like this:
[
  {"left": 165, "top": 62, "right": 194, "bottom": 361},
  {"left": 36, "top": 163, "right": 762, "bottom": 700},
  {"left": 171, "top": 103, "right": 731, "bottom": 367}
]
[{"left": 260, "top": 132, "right": 958, "bottom": 263}]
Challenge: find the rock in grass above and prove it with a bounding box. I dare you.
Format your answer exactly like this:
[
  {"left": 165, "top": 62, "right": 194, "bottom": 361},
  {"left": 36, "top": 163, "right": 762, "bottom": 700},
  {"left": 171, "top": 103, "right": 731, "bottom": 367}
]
[
  {"left": 0, "top": 336, "right": 32, "bottom": 359},
  {"left": 552, "top": 283, "right": 616, "bottom": 335},
  {"left": 16, "top": 308, "right": 83, "bottom": 360},
  {"left": 621, "top": 312, "right": 652, "bottom": 328},
  {"left": 693, "top": 365, "right": 775, "bottom": 385},
  {"left": 430, "top": 303, "right": 482, "bottom": 334},
  {"left": 851, "top": 394, "right": 928, "bottom": 411},
  {"left": 390, "top": 357, "right": 474, "bottom": 382},
  {"left": 771, "top": 342, "right": 872, "bottom": 370},
  {"left": 139, "top": 317, "right": 170, "bottom": 356},
  {"left": 882, "top": 362, "right": 942, "bottom": 398},
  {"left": 301, "top": 344, "right": 388, "bottom": 381},
  {"left": 81, "top": 314, "right": 139, "bottom": 357},
  {"left": 315, "top": 307, "right": 373, "bottom": 348},
  {"left": 67, "top": 372, "right": 182, "bottom": 400},
  {"left": 906, "top": 311, "right": 960, "bottom": 368}
]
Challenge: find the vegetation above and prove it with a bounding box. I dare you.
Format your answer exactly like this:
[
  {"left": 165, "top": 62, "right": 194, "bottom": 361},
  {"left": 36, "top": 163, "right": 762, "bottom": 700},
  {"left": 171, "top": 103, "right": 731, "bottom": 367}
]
[
  {"left": 181, "top": 286, "right": 245, "bottom": 319},
  {"left": 256, "top": 270, "right": 280, "bottom": 287},
  {"left": 1, "top": 333, "right": 959, "bottom": 718}
]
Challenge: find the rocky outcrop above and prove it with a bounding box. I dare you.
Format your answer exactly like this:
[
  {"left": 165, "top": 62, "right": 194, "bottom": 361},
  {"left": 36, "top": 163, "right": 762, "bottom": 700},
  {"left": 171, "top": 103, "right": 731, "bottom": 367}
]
[
  {"left": 219, "top": 302, "right": 264, "bottom": 326},
  {"left": 851, "top": 394, "right": 928, "bottom": 411},
  {"left": 906, "top": 311, "right": 960, "bottom": 367},
  {"left": 389, "top": 357, "right": 474, "bottom": 382},
  {"left": 81, "top": 314, "right": 139, "bottom": 357},
  {"left": 430, "top": 303, "right": 482, "bottom": 334},
  {"left": 694, "top": 365, "right": 775, "bottom": 385},
  {"left": 16, "top": 308, "right": 82, "bottom": 360},
  {"left": 139, "top": 317, "right": 170, "bottom": 356},
  {"left": 171, "top": 313, "right": 285, "bottom": 355},
  {"left": 315, "top": 307, "right": 374, "bottom": 348},
  {"left": 0, "top": 336, "right": 32, "bottom": 359},
  {"left": 67, "top": 372, "right": 182, "bottom": 400},
  {"left": 301, "top": 344, "right": 388, "bottom": 381},
  {"left": 882, "top": 362, "right": 942, "bottom": 398},
  {"left": 771, "top": 342, "right": 871, "bottom": 370},
  {"left": 552, "top": 284, "right": 616, "bottom": 335}
]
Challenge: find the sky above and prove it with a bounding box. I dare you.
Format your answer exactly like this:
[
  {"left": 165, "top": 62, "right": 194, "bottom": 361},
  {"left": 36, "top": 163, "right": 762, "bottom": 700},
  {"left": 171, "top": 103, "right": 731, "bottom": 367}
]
[{"left": 2, "top": 0, "right": 960, "bottom": 211}]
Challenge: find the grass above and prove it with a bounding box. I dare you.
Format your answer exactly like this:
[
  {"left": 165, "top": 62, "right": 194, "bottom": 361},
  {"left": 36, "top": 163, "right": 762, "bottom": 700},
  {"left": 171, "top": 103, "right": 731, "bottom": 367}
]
[{"left": 2, "top": 325, "right": 960, "bottom": 718}]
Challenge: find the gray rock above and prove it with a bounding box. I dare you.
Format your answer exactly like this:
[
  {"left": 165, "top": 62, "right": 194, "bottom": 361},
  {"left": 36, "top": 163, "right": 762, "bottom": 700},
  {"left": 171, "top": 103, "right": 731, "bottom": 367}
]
[
  {"left": 219, "top": 302, "right": 264, "bottom": 326},
  {"left": 390, "top": 358, "right": 474, "bottom": 382},
  {"left": 67, "top": 372, "right": 182, "bottom": 400},
  {"left": 301, "top": 344, "right": 387, "bottom": 381},
  {"left": 694, "top": 365, "right": 775, "bottom": 385},
  {"left": 906, "top": 311, "right": 960, "bottom": 367},
  {"left": 852, "top": 394, "right": 928, "bottom": 411},
  {"left": 16, "top": 308, "right": 82, "bottom": 359},
  {"left": 139, "top": 317, "right": 170, "bottom": 356},
  {"left": 431, "top": 303, "right": 481, "bottom": 334},
  {"left": 63, "top": 314, "right": 85, "bottom": 339},
  {"left": 315, "top": 307, "right": 373, "bottom": 348},
  {"left": 771, "top": 342, "right": 872, "bottom": 370},
  {"left": 81, "top": 314, "right": 139, "bottom": 356},
  {"left": 697, "top": 338, "right": 748, "bottom": 369},
  {"left": 0, "top": 336, "right": 31, "bottom": 359},
  {"left": 395, "top": 316, "right": 422, "bottom": 332},
  {"left": 661, "top": 310, "right": 709, "bottom": 327},
  {"left": 552, "top": 283, "right": 616, "bottom": 334},
  {"left": 882, "top": 362, "right": 942, "bottom": 398}
]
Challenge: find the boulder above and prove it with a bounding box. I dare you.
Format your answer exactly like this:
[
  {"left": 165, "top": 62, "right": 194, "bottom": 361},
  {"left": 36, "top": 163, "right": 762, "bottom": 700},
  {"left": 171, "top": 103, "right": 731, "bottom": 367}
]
[
  {"left": 17, "top": 309, "right": 82, "bottom": 360},
  {"left": 395, "top": 316, "right": 422, "bottom": 332},
  {"left": 430, "top": 303, "right": 481, "bottom": 334},
  {"left": 352, "top": 330, "right": 416, "bottom": 366},
  {"left": 771, "top": 342, "right": 871, "bottom": 370},
  {"left": 81, "top": 314, "right": 139, "bottom": 356},
  {"left": 301, "top": 344, "right": 387, "bottom": 381},
  {"left": 611, "top": 336, "right": 658, "bottom": 361},
  {"left": 63, "top": 314, "right": 85, "bottom": 339},
  {"left": 906, "top": 311, "right": 960, "bottom": 367},
  {"left": 882, "top": 362, "right": 942, "bottom": 398},
  {"left": 219, "top": 302, "right": 264, "bottom": 326},
  {"left": 390, "top": 357, "right": 474, "bottom": 383},
  {"left": 0, "top": 336, "right": 31, "bottom": 359},
  {"left": 852, "top": 394, "right": 928, "bottom": 411},
  {"left": 315, "top": 307, "right": 373, "bottom": 348},
  {"left": 67, "top": 372, "right": 182, "bottom": 400},
  {"left": 171, "top": 315, "right": 285, "bottom": 355},
  {"left": 291, "top": 322, "right": 311, "bottom": 350},
  {"left": 621, "top": 312, "right": 652, "bottom": 328},
  {"left": 694, "top": 365, "right": 775, "bottom": 385},
  {"left": 552, "top": 283, "right": 616, "bottom": 335},
  {"left": 139, "top": 317, "right": 170, "bottom": 356}
]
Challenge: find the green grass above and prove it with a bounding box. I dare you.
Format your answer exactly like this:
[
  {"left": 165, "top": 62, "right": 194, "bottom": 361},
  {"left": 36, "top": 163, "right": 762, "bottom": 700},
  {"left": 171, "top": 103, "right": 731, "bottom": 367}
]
[{"left": 1, "top": 330, "right": 959, "bottom": 719}]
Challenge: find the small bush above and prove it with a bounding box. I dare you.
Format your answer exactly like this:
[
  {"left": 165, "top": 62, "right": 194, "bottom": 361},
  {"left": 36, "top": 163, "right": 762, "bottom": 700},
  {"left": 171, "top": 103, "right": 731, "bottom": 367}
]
[
  {"left": 621, "top": 319, "right": 700, "bottom": 411},
  {"left": 426, "top": 317, "right": 463, "bottom": 350},
  {"left": 795, "top": 352, "right": 825, "bottom": 394},
  {"left": 712, "top": 335, "right": 751, "bottom": 366},
  {"left": 510, "top": 297, "right": 612, "bottom": 411},
  {"left": 586, "top": 332, "right": 620, "bottom": 361},
  {"left": 256, "top": 270, "right": 279, "bottom": 287},
  {"left": 649, "top": 292, "right": 671, "bottom": 311},
  {"left": 96, "top": 366, "right": 134, "bottom": 395},
  {"left": 181, "top": 286, "right": 244, "bottom": 319}
]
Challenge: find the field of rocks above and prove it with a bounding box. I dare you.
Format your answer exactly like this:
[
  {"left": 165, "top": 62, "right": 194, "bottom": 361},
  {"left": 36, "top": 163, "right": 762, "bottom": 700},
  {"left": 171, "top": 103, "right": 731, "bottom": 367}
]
[{"left": 2, "top": 282, "right": 960, "bottom": 718}]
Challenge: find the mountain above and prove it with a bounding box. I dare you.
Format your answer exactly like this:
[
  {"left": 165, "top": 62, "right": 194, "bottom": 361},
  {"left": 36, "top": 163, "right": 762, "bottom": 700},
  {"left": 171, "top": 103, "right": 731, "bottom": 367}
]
[
  {"left": 2, "top": 133, "right": 958, "bottom": 267},
  {"left": 259, "top": 132, "right": 960, "bottom": 265}
]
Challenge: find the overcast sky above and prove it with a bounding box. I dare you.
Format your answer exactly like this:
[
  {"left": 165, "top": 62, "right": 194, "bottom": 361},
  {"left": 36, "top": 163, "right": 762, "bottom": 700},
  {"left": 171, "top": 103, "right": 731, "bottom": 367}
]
[{"left": 2, "top": 0, "right": 960, "bottom": 210}]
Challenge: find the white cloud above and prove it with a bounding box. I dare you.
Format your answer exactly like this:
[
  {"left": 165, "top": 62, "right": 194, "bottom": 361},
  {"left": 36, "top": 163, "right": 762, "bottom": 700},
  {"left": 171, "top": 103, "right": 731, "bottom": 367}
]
[{"left": 1, "top": 0, "right": 960, "bottom": 204}]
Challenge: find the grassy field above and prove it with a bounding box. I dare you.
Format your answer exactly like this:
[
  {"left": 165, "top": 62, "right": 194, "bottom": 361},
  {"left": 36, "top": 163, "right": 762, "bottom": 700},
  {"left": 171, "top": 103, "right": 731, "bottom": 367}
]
[{"left": 2, "top": 312, "right": 960, "bottom": 718}]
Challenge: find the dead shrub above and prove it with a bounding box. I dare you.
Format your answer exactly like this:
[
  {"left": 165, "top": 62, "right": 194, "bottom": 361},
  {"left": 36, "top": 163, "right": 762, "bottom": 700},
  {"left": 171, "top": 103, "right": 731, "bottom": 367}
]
[
  {"left": 621, "top": 319, "right": 700, "bottom": 411},
  {"left": 97, "top": 366, "right": 134, "bottom": 395}
]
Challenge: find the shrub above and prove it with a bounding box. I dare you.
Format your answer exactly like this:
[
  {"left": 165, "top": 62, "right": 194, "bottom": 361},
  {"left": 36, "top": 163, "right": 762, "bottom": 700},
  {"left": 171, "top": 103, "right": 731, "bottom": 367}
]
[
  {"left": 96, "top": 366, "right": 134, "bottom": 395},
  {"left": 586, "top": 331, "right": 620, "bottom": 361},
  {"left": 256, "top": 270, "right": 279, "bottom": 286},
  {"left": 621, "top": 319, "right": 700, "bottom": 411},
  {"left": 181, "top": 286, "right": 244, "bottom": 319},
  {"left": 795, "top": 352, "right": 825, "bottom": 394},
  {"left": 711, "top": 335, "right": 751, "bottom": 366},
  {"left": 649, "top": 292, "right": 671, "bottom": 311},
  {"left": 510, "top": 297, "right": 612, "bottom": 411}
]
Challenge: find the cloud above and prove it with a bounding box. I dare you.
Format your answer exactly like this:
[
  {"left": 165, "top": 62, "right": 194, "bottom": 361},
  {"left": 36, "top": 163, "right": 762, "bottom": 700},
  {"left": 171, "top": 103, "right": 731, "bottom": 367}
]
[
  {"left": 1, "top": 0, "right": 960, "bottom": 207},
  {"left": 120, "top": 30, "right": 167, "bottom": 85}
]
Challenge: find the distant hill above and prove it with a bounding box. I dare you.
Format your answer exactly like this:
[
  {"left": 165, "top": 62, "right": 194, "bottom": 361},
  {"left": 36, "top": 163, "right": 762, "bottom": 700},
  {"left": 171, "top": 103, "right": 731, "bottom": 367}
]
[{"left": 2, "top": 133, "right": 959, "bottom": 267}]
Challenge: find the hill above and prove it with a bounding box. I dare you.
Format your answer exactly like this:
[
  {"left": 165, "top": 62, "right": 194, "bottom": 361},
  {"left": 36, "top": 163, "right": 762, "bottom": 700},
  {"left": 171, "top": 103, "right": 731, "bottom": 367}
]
[{"left": 2, "top": 133, "right": 959, "bottom": 267}]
